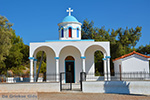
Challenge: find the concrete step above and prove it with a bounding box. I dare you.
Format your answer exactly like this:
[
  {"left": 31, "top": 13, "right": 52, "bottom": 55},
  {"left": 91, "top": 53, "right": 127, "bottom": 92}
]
[{"left": 61, "top": 90, "right": 82, "bottom": 93}]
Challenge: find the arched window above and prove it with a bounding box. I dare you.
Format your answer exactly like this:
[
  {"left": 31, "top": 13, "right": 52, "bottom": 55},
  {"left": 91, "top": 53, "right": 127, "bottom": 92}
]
[
  {"left": 65, "top": 56, "right": 75, "bottom": 61},
  {"left": 68, "top": 27, "right": 72, "bottom": 37},
  {"left": 61, "top": 28, "right": 64, "bottom": 37},
  {"left": 77, "top": 28, "right": 79, "bottom": 38}
]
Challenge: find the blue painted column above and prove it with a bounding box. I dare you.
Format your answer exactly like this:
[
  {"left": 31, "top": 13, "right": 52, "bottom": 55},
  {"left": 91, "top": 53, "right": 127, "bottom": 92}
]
[
  {"left": 81, "top": 56, "right": 86, "bottom": 72},
  {"left": 103, "top": 56, "right": 111, "bottom": 81},
  {"left": 106, "top": 56, "right": 111, "bottom": 81},
  {"left": 55, "top": 57, "right": 59, "bottom": 82},
  {"left": 102, "top": 58, "right": 107, "bottom": 81},
  {"left": 29, "top": 57, "right": 34, "bottom": 82}
]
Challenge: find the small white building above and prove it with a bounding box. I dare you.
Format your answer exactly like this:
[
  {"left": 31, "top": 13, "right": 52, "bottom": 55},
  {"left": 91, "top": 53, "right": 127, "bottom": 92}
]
[
  {"left": 29, "top": 8, "right": 111, "bottom": 83},
  {"left": 113, "top": 51, "right": 150, "bottom": 79}
]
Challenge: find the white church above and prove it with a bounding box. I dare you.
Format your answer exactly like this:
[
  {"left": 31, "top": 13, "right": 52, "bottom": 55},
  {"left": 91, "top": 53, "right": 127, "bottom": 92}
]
[
  {"left": 28, "top": 8, "right": 111, "bottom": 83},
  {"left": 3, "top": 8, "right": 150, "bottom": 95}
]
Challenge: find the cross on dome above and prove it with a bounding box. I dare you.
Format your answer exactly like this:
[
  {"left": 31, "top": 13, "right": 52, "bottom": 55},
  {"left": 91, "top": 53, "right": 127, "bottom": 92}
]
[{"left": 66, "top": 8, "right": 73, "bottom": 16}]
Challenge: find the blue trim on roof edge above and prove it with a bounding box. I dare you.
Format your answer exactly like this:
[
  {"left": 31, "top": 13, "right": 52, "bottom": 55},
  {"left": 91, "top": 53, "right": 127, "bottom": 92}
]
[
  {"left": 58, "top": 27, "right": 81, "bottom": 31},
  {"left": 45, "top": 39, "right": 94, "bottom": 42}
]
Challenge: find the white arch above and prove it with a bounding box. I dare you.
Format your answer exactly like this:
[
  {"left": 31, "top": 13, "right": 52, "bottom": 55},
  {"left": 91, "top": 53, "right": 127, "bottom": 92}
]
[
  {"left": 31, "top": 45, "right": 56, "bottom": 58},
  {"left": 58, "top": 45, "right": 82, "bottom": 57},
  {"left": 59, "top": 45, "right": 82, "bottom": 82},
  {"left": 32, "top": 45, "right": 57, "bottom": 82},
  {"left": 84, "top": 44, "right": 107, "bottom": 56}
]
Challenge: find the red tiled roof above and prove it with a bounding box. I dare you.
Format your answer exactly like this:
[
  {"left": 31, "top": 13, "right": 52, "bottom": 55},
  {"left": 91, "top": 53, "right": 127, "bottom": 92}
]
[{"left": 113, "top": 51, "right": 150, "bottom": 61}]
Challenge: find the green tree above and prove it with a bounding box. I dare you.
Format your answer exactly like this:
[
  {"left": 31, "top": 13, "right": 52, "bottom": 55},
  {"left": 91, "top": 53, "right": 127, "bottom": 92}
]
[
  {"left": 137, "top": 44, "right": 150, "bottom": 68},
  {"left": 5, "top": 31, "right": 24, "bottom": 68},
  {"left": 36, "top": 51, "right": 46, "bottom": 62},
  {"left": 0, "top": 16, "right": 29, "bottom": 74},
  {"left": 39, "top": 61, "right": 46, "bottom": 73},
  {"left": 94, "top": 51, "right": 104, "bottom": 75},
  {"left": 81, "top": 19, "right": 95, "bottom": 39},
  {"left": 81, "top": 19, "right": 142, "bottom": 74},
  {"left": 0, "top": 15, "right": 13, "bottom": 74},
  {"left": 111, "top": 26, "right": 142, "bottom": 59},
  {"left": 36, "top": 51, "right": 46, "bottom": 74},
  {"left": 21, "top": 45, "right": 29, "bottom": 65},
  {"left": 137, "top": 44, "right": 150, "bottom": 55}
]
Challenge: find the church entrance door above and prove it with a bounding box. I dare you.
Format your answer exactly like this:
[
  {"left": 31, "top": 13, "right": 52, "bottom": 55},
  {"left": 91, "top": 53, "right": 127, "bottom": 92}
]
[
  {"left": 65, "top": 56, "right": 75, "bottom": 83},
  {"left": 65, "top": 61, "right": 74, "bottom": 83}
]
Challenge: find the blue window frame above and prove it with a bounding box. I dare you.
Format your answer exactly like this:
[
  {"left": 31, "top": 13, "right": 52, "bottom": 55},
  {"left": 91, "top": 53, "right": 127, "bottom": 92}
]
[
  {"left": 61, "top": 28, "right": 64, "bottom": 37},
  {"left": 77, "top": 28, "right": 79, "bottom": 38}
]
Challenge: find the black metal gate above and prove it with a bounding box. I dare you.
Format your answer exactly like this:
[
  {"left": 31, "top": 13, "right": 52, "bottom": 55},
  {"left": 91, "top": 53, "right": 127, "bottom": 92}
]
[
  {"left": 60, "top": 72, "right": 72, "bottom": 91},
  {"left": 60, "top": 72, "right": 86, "bottom": 91}
]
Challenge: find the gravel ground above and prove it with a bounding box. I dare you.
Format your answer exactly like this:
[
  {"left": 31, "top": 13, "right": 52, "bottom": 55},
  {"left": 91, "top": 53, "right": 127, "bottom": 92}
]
[
  {"left": 38, "top": 92, "right": 150, "bottom": 100},
  {"left": 0, "top": 92, "right": 38, "bottom": 100},
  {"left": 0, "top": 92, "right": 150, "bottom": 100}
]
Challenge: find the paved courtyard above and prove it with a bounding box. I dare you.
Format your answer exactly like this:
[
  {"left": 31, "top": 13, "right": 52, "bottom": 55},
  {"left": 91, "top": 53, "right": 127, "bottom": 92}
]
[{"left": 0, "top": 92, "right": 150, "bottom": 100}]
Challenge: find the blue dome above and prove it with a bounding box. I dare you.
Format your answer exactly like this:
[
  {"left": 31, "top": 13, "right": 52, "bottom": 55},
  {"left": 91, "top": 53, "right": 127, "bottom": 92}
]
[{"left": 62, "top": 16, "right": 79, "bottom": 22}]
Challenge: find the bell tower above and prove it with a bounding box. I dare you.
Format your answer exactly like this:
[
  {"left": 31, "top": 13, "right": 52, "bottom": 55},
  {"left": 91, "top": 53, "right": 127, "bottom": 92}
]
[{"left": 58, "top": 8, "right": 82, "bottom": 40}]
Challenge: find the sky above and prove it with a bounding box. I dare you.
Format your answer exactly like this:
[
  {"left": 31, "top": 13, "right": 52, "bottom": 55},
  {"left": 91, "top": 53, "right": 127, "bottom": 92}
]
[{"left": 0, "top": 0, "right": 150, "bottom": 48}]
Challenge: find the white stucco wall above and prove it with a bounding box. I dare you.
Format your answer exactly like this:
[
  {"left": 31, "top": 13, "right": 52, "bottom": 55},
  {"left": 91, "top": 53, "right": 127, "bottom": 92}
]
[
  {"left": 82, "top": 81, "right": 150, "bottom": 95},
  {"left": 122, "top": 55, "right": 149, "bottom": 73},
  {"left": 46, "top": 50, "right": 56, "bottom": 81},
  {"left": 85, "top": 47, "right": 94, "bottom": 74},
  {"left": 29, "top": 41, "right": 110, "bottom": 82},
  {"left": 113, "top": 54, "right": 149, "bottom": 73},
  {"left": 30, "top": 41, "right": 110, "bottom": 57},
  {"left": 58, "top": 22, "right": 82, "bottom": 40},
  {"left": 0, "top": 82, "right": 60, "bottom": 92},
  {"left": 114, "top": 60, "right": 121, "bottom": 73}
]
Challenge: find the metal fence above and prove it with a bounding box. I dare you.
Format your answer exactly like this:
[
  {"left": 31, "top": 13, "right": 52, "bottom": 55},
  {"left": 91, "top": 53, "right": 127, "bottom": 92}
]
[
  {"left": 60, "top": 72, "right": 84, "bottom": 91},
  {"left": 0, "top": 73, "right": 59, "bottom": 83},
  {"left": 1, "top": 72, "right": 150, "bottom": 83},
  {"left": 83, "top": 72, "right": 150, "bottom": 81},
  {"left": 60, "top": 72, "right": 72, "bottom": 91},
  {"left": 112, "top": 72, "right": 150, "bottom": 81}
]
